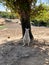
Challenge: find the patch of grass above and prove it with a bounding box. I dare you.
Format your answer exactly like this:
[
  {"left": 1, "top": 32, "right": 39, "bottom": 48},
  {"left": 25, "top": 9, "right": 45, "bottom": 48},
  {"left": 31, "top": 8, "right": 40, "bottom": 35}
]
[{"left": 0, "top": 26, "right": 6, "bottom": 29}]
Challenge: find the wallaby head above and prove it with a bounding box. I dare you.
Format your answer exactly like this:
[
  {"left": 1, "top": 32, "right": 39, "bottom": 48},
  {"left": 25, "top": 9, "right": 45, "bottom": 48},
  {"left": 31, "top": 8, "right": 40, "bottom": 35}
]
[{"left": 25, "top": 28, "right": 29, "bottom": 31}]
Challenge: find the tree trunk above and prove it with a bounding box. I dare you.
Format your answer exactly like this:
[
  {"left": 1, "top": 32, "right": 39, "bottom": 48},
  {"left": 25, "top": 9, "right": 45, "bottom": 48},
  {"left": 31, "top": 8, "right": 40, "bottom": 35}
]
[{"left": 20, "top": 12, "right": 34, "bottom": 40}]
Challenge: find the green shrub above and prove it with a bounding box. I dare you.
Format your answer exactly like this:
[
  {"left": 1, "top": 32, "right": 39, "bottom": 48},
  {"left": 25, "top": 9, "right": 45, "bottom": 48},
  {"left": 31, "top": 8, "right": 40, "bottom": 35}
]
[
  {"left": 31, "top": 20, "right": 47, "bottom": 26},
  {"left": 39, "top": 20, "right": 47, "bottom": 26},
  {"left": 32, "top": 20, "right": 39, "bottom": 26},
  {"left": 47, "top": 21, "right": 49, "bottom": 27},
  {"left": 0, "top": 12, "right": 17, "bottom": 19}
]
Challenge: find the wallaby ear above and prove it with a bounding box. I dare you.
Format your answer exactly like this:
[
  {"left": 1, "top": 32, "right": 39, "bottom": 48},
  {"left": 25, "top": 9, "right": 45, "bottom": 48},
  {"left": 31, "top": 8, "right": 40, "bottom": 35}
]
[
  {"left": 27, "top": 28, "right": 29, "bottom": 31},
  {"left": 28, "top": 28, "right": 29, "bottom": 30},
  {"left": 25, "top": 28, "right": 27, "bottom": 31},
  {"left": 25, "top": 28, "right": 29, "bottom": 31}
]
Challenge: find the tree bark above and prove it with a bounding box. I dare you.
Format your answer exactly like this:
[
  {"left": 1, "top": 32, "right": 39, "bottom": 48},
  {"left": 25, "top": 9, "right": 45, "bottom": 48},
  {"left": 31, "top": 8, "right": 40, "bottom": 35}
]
[{"left": 20, "top": 12, "right": 34, "bottom": 40}]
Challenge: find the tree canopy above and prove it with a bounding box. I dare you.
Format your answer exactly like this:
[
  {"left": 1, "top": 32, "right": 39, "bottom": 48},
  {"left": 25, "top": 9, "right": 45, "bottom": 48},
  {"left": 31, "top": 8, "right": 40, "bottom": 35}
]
[
  {"left": 0, "top": 0, "right": 37, "bottom": 13},
  {"left": 0, "top": 0, "right": 49, "bottom": 21},
  {"left": 31, "top": 3, "right": 49, "bottom": 21}
]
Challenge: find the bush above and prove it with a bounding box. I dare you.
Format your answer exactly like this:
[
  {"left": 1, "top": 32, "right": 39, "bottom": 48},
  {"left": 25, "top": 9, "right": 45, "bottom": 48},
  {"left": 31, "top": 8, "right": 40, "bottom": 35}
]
[
  {"left": 47, "top": 21, "right": 49, "bottom": 27},
  {"left": 32, "top": 20, "right": 39, "bottom": 26},
  {"left": 0, "top": 12, "right": 17, "bottom": 19},
  {"left": 39, "top": 20, "right": 47, "bottom": 26},
  {"left": 31, "top": 20, "right": 47, "bottom": 26},
  {"left": 9, "top": 15, "right": 16, "bottom": 19}
]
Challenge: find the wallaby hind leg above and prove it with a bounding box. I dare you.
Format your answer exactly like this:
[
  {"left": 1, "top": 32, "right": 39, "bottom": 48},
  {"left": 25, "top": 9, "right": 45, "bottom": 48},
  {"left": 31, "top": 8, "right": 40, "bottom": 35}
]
[
  {"left": 22, "top": 43, "right": 26, "bottom": 46},
  {"left": 22, "top": 40, "right": 26, "bottom": 46}
]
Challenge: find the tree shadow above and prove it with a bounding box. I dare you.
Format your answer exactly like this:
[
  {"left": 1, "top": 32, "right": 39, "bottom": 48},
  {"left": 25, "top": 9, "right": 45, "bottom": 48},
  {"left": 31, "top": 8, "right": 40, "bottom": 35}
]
[{"left": 0, "top": 39, "right": 49, "bottom": 65}]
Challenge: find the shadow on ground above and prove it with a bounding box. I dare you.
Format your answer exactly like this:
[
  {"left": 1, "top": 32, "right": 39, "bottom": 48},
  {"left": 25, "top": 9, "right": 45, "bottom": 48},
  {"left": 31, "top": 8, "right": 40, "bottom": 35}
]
[{"left": 0, "top": 39, "right": 49, "bottom": 65}]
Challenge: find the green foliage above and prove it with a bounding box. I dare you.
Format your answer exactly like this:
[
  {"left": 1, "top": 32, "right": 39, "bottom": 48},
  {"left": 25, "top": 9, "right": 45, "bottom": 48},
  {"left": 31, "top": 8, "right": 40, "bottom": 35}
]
[
  {"left": 0, "top": 12, "right": 8, "bottom": 18},
  {"left": 31, "top": 3, "right": 49, "bottom": 26},
  {"left": 31, "top": 19, "right": 47, "bottom": 26},
  {"left": 0, "top": 11, "right": 20, "bottom": 19},
  {"left": 0, "top": 0, "right": 37, "bottom": 14}
]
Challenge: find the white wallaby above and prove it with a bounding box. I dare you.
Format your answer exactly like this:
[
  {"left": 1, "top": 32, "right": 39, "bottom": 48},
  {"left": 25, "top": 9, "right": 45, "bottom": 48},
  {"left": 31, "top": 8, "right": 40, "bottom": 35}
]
[{"left": 23, "top": 28, "right": 30, "bottom": 46}]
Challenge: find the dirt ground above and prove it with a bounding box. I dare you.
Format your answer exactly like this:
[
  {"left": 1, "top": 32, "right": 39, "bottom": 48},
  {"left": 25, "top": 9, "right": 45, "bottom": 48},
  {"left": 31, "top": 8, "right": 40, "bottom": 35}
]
[
  {"left": 0, "top": 20, "right": 49, "bottom": 44},
  {"left": 0, "top": 18, "right": 49, "bottom": 65},
  {"left": 0, "top": 41, "right": 49, "bottom": 65}
]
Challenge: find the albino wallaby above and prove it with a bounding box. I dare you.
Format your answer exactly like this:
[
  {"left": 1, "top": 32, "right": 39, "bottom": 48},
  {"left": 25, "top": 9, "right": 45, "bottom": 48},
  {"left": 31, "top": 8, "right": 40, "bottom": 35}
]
[{"left": 23, "top": 28, "right": 30, "bottom": 46}]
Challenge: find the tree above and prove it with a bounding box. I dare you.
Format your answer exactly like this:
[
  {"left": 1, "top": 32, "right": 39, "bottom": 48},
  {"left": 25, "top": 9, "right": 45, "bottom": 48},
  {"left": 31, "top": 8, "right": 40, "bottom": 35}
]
[
  {"left": 0, "top": 0, "right": 37, "bottom": 40},
  {"left": 31, "top": 3, "right": 49, "bottom": 21}
]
